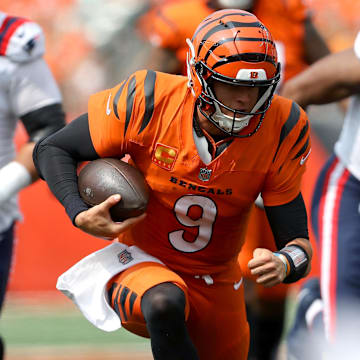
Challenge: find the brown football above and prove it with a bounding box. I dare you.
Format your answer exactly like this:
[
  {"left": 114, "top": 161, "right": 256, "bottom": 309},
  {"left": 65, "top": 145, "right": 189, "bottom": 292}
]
[{"left": 78, "top": 158, "right": 150, "bottom": 222}]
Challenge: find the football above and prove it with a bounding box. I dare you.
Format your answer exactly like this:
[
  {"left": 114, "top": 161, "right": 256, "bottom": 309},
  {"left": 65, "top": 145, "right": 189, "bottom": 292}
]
[{"left": 78, "top": 158, "right": 150, "bottom": 222}]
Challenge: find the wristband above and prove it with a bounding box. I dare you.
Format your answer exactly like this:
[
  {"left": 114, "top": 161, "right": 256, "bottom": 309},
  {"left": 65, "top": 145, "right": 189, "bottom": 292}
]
[
  {"left": 273, "top": 252, "right": 289, "bottom": 277},
  {"left": 0, "top": 161, "right": 32, "bottom": 204},
  {"left": 278, "top": 244, "right": 309, "bottom": 283}
]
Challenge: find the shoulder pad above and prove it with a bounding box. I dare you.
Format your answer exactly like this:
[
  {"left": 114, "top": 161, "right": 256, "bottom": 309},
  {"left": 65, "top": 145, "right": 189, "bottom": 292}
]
[{"left": 0, "top": 15, "right": 45, "bottom": 62}]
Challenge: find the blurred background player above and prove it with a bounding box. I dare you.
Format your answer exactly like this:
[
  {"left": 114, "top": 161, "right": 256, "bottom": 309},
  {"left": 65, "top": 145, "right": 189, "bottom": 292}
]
[
  {"left": 136, "top": 1, "right": 329, "bottom": 359},
  {"left": 282, "top": 32, "right": 360, "bottom": 359},
  {"left": 0, "top": 12, "right": 65, "bottom": 359}
]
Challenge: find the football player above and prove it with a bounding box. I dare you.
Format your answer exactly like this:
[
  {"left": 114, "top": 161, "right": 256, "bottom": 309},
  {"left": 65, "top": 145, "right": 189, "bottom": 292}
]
[
  {"left": 137, "top": 0, "right": 329, "bottom": 358},
  {"left": 34, "top": 10, "right": 312, "bottom": 360},
  {"left": 0, "top": 12, "right": 65, "bottom": 359},
  {"left": 282, "top": 31, "right": 360, "bottom": 359}
]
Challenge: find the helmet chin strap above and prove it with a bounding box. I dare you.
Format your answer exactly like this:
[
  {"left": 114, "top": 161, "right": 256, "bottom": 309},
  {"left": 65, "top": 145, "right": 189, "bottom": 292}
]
[{"left": 208, "top": 85, "right": 273, "bottom": 133}]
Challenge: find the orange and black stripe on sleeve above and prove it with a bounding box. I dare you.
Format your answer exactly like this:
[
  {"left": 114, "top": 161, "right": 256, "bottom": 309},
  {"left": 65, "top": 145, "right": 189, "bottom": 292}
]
[
  {"left": 112, "top": 70, "right": 156, "bottom": 138},
  {"left": 112, "top": 77, "right": 129, "bottom": 121},
  {"left": 275, "top": 103, "right": 311, "bottom": 174},
  {"left": 291, "top": 121, "right": 310, "bottom": 161},
  {"left": 272, "top": 101, "right": 301, "bottom": 163},
  {"left": 139, "top": 70, "right": 156, "bottom": 134}
]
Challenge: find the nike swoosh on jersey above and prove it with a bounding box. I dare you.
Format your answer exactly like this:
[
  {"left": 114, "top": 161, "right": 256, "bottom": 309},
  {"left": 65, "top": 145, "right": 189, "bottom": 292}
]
[
  {"left": 106, "top": 93, "right": 112, "bottom": 115},
  {"left": 300, "top": 148, "right": 311, "bottom": 165},
  {"left": 233, "top": 277, "right": 243, "bottom": 290}
]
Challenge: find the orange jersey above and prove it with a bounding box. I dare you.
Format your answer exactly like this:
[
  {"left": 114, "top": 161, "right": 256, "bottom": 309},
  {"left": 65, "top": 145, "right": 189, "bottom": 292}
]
[
  {"left": 138, "top": 0, "right": 309, "bottom": 81},
  {"left": 88, "top": 70, "right": 310, "bottom": 276}
]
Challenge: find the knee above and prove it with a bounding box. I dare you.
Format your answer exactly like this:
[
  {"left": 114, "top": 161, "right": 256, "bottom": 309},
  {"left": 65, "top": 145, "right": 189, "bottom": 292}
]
[{"left": 141, "top": 282, "right": 186, "bottom": 324}]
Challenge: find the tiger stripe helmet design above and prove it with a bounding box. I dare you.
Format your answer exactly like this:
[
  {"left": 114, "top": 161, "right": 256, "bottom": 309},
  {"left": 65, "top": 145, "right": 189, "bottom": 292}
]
[{"left": 186, "top": 9, "right": 280, "bottom": 136}]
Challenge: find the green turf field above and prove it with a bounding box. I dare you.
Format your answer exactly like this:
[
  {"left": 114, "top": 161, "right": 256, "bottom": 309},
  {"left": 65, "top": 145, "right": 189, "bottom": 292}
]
[
  {"left": 0, "top": 292, "right": 152, "bottom": 359},
  {"left": 0, "top": 291, "right": 297, "bottom": 359}
]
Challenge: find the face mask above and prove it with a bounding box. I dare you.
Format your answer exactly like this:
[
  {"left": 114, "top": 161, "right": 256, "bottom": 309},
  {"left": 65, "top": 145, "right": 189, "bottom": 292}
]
[
  {"left": 211, "top": 102, "right": 251, "bottom": 133},
  {"left": 208, "top": 85, "right": 273, "bottom": 133}
]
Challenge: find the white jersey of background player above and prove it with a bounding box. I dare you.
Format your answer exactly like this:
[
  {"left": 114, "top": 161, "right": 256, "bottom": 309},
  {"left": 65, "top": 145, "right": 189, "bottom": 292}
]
[
  {"left": 283, "top": 30, "right": 360, "bottom": 360},
  {"left": 334, "top": 31, "right": 360, "bottom": 180},
  {"left": 0, "top": 12, "right": 65, "bottom": 360}
]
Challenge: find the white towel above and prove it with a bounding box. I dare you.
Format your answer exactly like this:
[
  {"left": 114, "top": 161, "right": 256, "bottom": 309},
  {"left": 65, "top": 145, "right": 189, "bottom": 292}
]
[{"left": 56, "top": 242, "right": 163, "bottom": 332}]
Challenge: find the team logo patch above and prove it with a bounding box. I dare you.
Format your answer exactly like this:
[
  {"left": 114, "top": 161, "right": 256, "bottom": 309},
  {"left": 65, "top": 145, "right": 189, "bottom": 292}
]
[
  {"left": 152, "top": 143, "right": 178, "bottom": 170},
  {"left": 199, "top": 167, "right": 212, "bottom": 182},
  {"left": 118, "top": 250, "right": 133, "bottom": 265}
]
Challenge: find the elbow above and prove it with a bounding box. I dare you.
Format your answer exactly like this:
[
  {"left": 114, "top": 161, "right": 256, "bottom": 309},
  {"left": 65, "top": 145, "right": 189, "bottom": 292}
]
[{"left": 32, "top": 136, "right": 52, "bottom": 179}]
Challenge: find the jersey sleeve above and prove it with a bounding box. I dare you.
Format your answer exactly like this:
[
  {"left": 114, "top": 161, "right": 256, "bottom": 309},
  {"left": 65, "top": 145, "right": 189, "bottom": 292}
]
[
  {"left": 10, "top": 58, "right": 62, "bottom": 117},
  {"left": 262, "top": 101, "right": 311, "bottom": 206},
  {"left": 88, "top": 70, "right": 159, "bottom": 158},
  {"left": 0, "top": 15, "right": 45, "bottom": 62}
]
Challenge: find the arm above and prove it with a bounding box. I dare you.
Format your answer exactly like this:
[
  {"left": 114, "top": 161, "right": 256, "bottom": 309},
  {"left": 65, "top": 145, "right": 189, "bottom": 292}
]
[
  {"left": 0, "top": 51, "right": 66, "bottom": 204},
  {"left": 14, "top": 142, "right": 38, "bottom": 181},
  {"left": 248, "top": 193, "right": 312, "bottom": 287},
  {"left": 0, "top": 104, "right": 66, "bottom": 204},
  {"left": 281, "top": 47, "right": 360, "bottom": 107},
  {"left": 19, "top": 103, "right": 66, "bottom": 181},
  {"left": 33, "top": 114, "right": 144, "bottom": 239}
]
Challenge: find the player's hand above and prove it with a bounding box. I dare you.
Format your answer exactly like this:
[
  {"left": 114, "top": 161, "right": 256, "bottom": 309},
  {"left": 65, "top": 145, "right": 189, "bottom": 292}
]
[
  {"left": 74, "top": 194, "right": 146, "bottom": 240},
  {"left": 247, "top": 248, "right": 287, "bottom": 287}
]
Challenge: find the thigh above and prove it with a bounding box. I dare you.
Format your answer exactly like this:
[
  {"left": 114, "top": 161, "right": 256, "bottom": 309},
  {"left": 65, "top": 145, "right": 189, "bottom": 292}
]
[
  {"left": 0, "top": 222, "right": 15, "bottom": 311},
  {"left": 107, "top": 262, "right": 189, "bottom": 338},
  {"left": 109, "top": 262, "right": 249, "bottom": 359},
  {"left": 185, "top": 266, "right": 249, "bottom": 360}
]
